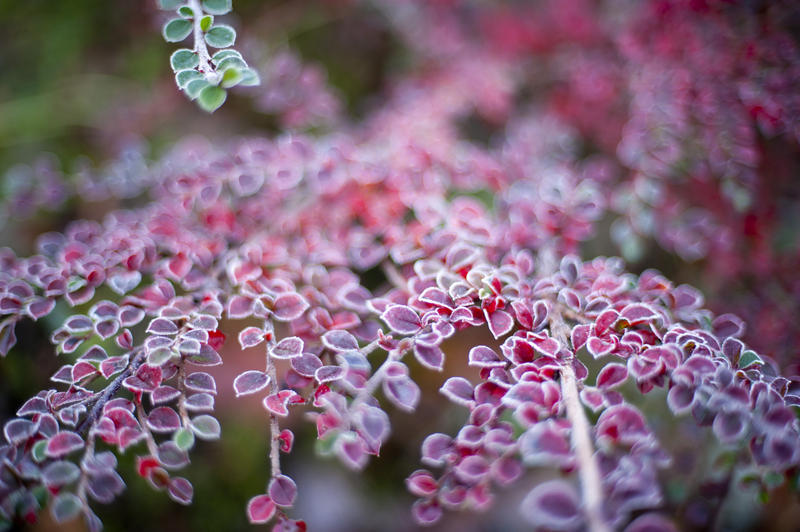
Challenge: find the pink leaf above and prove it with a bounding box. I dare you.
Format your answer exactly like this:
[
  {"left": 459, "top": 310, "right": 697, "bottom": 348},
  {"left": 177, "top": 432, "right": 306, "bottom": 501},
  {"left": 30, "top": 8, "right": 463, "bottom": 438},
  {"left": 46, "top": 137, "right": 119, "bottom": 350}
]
[
  {"left": 238, "top": 326, "right": 265, "bottom": 349},
  {"left": 272, "top": 292, "right": 309, "bottom": 321},
  {"left": 484, "top": 308, "right": 514, "bottom": 339},
  {"left": 46, "top": 431, "right": 84, "bottom": 458},
  {"left": 247, "top": 495, "right": 276, "bottom": 524},
  {"left": 596, "top": 363, "right": 628, "bottom": 390}
]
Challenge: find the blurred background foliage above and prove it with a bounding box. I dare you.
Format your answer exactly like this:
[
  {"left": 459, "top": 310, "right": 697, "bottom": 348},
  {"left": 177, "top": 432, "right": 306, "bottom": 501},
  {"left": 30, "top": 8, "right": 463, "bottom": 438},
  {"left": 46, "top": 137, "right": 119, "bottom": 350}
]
[{"left": 1, "top": 1, "right": 799, "bottom": 531}]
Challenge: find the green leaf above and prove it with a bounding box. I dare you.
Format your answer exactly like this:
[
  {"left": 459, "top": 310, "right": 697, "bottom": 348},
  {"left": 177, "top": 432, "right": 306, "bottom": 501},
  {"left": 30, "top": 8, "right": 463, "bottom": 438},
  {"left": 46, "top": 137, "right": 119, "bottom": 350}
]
[
  {"left": 217, "top": 56, "right": 247, "bottom": 72},
  {"left": 204, "top": 25, "right": 236, "bottom": 48},
  {"left": 158, "top": 0, "right": 185, "bottom": 9},
  {"left": 148, "top": 347, "right": 176, "bottom": 366},
  {"left": 197, "top": 85, "right": 227, "bottom": 112},
  {"left": 31, "top": 440, "right": 47, "bottom": 462},
  {"left": 186, "top": 78, "right": 211, "bottom": 99},
  {"left": 51, "top": 493, "right": 82, "bottom": 524},
  {"left": 202, "top": 0, "right": 232, "bottom": 15},
  {"left": 176, "top": 69, "right": 202, "bottom": 89},
  {"left": 212, "top": 49, "right": 242, "bottom": 62},
  {"left": 200, "top": 15, "right": 214, "bottom": 32},
  {"left": 221, "top": 67, "right": 243, "bottom": 88},
  {"left": 170, "top": 49, "right": 199, "bottom": 71},
  {"left": 174, "top": 427, "right": 195, "bottom": 451},
  {"left": 66, "top": 276, "right": 86, "bottom": 292},
  {"left": 239, "top": 68, "right": 261, "bottom": 87},
  {"left": 177, "top": 5, "right": 194, "bottom": 18},
  {"left": 162, "top": 18, "right": 193, "bottom": 42},
  {"left": 738, "top": 350, "right": 764, "bottom": 369},
  {"left": 190, "top": 414, "right": 221, "bottom": 439}
]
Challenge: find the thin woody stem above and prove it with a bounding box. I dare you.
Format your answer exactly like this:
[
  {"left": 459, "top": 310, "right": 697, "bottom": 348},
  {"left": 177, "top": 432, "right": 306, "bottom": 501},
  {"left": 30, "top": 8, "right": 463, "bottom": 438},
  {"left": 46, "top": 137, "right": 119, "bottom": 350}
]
[
  {"left": 540, "top": 247, "right": 610, "bottom": 532},
  {"left": 264, "top": 321, "right": 282, "bottom": 478}
]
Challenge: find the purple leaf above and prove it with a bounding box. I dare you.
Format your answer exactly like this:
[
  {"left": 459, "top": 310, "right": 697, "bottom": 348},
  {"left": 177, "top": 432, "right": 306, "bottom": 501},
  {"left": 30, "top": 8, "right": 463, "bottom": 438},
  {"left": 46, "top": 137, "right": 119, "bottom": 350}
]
[
  {"left": 454, "top": 455, "right": 489, "bottom": 483},
  {"left": 234, "top": 370, "right": 271, "bottom": 397},
  {"left": 290, "top": 353, "right": 323, "bottom": 377},
  {"left": 4, "top": 418, "right": 36, "bottom": 444},
  {"left": 152, "top": 385, "right": 182, "bottom": 404},
  {"left": 322, "top": 330, "right": 359, "bottom": 351},
  {"left": 667, "top": 384, "right": 695, "bottom": 415},
  {"left": 271, "top": 336, "right": 304, "bottom": 359},
  {"left": 421, "top": 433, "right": 453, "bottom": 466},
  {"left": 520, "top": 480, "right": 582, "bottom": 530},
  {"left": 268, "top": 474, "right": 297, "bottom": 507},
  {"left": 519, "top": 421, "right": 573, "bottom": 467},
  {"left": 335, "top": 432, "right": 368, "bottom": 470},
  {"left": 17, "top": 396, "right": 49, "bottom": 417},
  {"left": 315, "top": 365, "right": 344, "bottom": 383},
  {"left": 146, "top": 407, "right": 182, "bottom": 433},
  {"left": 157, "top": 441, "right": 190, "bottom": 469},
  {"left": 0, "top": 319, "right": 18, "bottom": 356},
  {"left": 168, "top": 477, "right": 194, "bottom": 505},
  {"left": 383, "top": 377, "right": 420, "bottom": 411},
  {"left": 469, "top": 345, "right": 505, "bottom": 368},
  {"left": 712, "top": 411, "right": 749, "bottom": 443},
  {"left": 185, "top": 372, "right": 217, "bottom": 394},
  {"left": 238, "top": 326, "right": 265, "bottom": 349},
  {"left": 42, "top": 460, "right": 81, "bottom": 486},
  {"left": 414, "top": 343, "right": 444, "bottom": 371},
  {"left": 712, "top": 314, "right": 745, "bottom": 339},
  {"left": 354, "top": 406, "right": 390, "bottom": 450},
  {"left": 247, "top": 494, "right": 276, "bottom": 524},
  {"left": 26, "top": 297, "right": 56, "bottom": 320},
  {"left": 272, "top": 292, "right": 309, "bottom": 321},
  {"left": 624, "top": 514, "right": 679, "bottom": 532},
  {"left": 186, "top": 344, "right": 223, "bottom": 366},
  {"left": 411, "top": 499, "right": 443, "bottom": 526},
  {"left": 381, "top": 305, "right": 422, "bottom": 334},
  {"left": 184, "top": 393, "right": 215, "bottom": 412},
  {"left": 146, "top": 317, "right": 179, "bottom": 335},
  {"left": 440, "top": 377, "right": 474, "bottom": 406},
  {"left": 87, "top": 472, "right": 125, "bottom": 503}
]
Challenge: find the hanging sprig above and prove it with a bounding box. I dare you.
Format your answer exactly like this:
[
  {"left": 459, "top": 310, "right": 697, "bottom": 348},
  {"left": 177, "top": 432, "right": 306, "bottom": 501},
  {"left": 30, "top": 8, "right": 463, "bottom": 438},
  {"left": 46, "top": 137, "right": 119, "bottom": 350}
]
[{"left": 158, "top": 0, "right": 259, "bottom": 112}]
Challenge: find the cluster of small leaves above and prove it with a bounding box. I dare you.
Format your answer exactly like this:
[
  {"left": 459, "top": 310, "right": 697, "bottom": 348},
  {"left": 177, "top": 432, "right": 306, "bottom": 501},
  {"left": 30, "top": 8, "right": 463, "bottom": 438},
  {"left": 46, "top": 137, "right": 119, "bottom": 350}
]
[
  {"left": 159, "top": 0, "right": 259, "bottom": 112},
  {"left": 369, "top": 0, "right": 800, "bottom": 366},
  {"left": 2, "top": 109, "right": 799, "bottom": 530}
]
